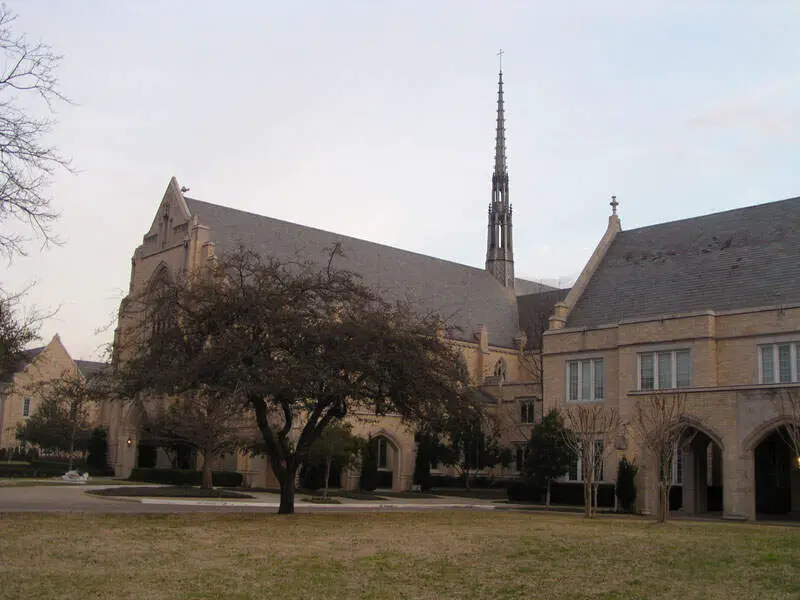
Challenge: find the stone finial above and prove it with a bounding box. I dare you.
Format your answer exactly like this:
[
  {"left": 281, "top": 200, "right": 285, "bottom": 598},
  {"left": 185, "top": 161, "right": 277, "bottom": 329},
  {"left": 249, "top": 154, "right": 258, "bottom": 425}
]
[{"left": 610, "top": 195, "right": 619, "bottom": 216}]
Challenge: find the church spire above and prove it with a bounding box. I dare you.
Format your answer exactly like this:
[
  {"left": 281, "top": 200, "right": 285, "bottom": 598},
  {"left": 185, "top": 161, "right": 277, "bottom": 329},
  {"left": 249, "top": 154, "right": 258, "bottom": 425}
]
[
  {"left": 494, "top": 69, "right": 507, "bottom": 179},
  {"left": 485, "top": 61, "right": 514, "bottom": 289}
]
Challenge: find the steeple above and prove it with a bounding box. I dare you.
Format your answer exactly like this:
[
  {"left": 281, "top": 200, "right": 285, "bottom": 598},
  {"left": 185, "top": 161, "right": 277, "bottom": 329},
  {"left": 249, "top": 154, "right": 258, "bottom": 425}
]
[{"left": 485, "top": 63, "right": 514, "bottom": 289}]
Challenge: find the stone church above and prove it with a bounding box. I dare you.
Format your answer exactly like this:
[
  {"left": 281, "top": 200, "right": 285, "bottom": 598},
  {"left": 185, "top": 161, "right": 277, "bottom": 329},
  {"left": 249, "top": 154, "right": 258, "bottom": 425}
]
[
  {"left": 105, "top": 67, "right": 800, "bottom": 520},
  {"left": 106, "top": 70, "right": 563, "bottom": 490}
]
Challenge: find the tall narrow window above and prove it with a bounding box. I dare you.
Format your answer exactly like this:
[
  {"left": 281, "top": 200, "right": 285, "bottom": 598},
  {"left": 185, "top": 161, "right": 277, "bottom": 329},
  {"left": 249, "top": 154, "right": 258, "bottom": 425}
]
[
  {"left": 376, "top": 438, "right": 388, "bottom": 469},
  {"left": 22, "top": 397, "right": 31, "bottom": 417},
  {"left": 566, "top": 359, "right": 604, "bottom": 403}
]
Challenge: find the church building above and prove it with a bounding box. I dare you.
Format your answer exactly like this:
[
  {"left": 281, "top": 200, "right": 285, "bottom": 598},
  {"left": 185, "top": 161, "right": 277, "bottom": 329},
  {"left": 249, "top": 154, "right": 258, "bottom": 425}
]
[{"left": 106, "top": 70, "right": 563, "bottom": 489}]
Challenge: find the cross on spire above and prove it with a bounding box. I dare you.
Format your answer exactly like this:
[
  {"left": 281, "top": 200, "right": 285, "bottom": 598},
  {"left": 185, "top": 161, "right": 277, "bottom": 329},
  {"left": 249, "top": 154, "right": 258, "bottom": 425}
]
[
  {"left": 497, "top": 48, "right": 504, "bottom": 72},
  {"left": 610, "top": 195, "right": 619, "bottom": 216}
]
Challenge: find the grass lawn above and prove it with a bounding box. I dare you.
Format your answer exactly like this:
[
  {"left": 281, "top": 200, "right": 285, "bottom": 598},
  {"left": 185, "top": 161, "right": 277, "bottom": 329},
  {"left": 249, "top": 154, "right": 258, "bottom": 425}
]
[{"left": 0, "top": 512, "right": 797, "bottom": 599}]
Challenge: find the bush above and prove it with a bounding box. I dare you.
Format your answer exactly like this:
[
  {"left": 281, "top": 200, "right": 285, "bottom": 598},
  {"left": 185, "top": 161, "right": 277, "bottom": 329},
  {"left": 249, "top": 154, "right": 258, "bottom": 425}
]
[
  {"left": 506, "top": 478, "right": 542, "bottom": 502},
  {"left": 615, "top": 456, "right": 638, "bottom": 513},
  {"left": 0, "top": 463, "right": 65, "bottom": 478},
  {"left": 128, "top": 468, "right": 243, "bottom": 487}
]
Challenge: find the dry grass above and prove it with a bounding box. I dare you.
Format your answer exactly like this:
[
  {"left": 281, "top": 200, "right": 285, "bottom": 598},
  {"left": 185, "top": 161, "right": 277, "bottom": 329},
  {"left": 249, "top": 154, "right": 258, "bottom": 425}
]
[{"left": 0, "top": 511, "right": 797, "bottom": 599}]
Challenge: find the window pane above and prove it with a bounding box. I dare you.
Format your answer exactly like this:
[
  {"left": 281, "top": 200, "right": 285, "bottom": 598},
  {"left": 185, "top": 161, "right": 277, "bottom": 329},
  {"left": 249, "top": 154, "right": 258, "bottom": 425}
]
[
  {"left": 581, "top": 361, "right": 591, "bottom": 401},
  {"left": 658, "top": 352, "right": 672, "bottom": 389},
  {"left": 761, "top": 346, "right": 775, "bottom": 383},
  {"left": 568, "top": 362, "right": 579, "bottom": 401},
  {"left": 593, "top": 359, "right": 604, "bottom": 400},
  {"left": 640, "top": 353, "right": 654, "bottom": 390},
  {"left": 796, "top": 343, "right": 800, "bottom": 383},
  {"left": 778, "top": 344, "right": 791, "bottom": 383},
  {"left": 676, "top": 351, "right": 691, "bottom": 388}
]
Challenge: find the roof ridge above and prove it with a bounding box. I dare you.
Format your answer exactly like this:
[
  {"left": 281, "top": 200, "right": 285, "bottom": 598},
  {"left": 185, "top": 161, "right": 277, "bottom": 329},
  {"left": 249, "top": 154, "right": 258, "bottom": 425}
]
[
  {"left": 623, "top": 195, "right": 800, "bottom": 235},
  {"left": 185, "top": 197, "right": 551, "bottom": 285}
]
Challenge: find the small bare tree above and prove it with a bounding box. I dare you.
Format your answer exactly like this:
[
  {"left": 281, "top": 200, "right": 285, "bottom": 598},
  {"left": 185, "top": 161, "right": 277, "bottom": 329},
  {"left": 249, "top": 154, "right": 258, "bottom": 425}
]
[
  {"left": 562, "top": 404, "right": 620, "bottom": 518},
  {"left": 632, "top": 393, "right": 688, "bottom": 523},
  {"left": 772, "top": 388, "right": 800, "bottom": 465}
]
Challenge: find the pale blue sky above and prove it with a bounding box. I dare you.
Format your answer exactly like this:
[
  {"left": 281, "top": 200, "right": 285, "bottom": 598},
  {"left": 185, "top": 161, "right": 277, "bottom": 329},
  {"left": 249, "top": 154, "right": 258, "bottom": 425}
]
[{"left": 5, "top": 1, "right": 800, "bottom": 359}]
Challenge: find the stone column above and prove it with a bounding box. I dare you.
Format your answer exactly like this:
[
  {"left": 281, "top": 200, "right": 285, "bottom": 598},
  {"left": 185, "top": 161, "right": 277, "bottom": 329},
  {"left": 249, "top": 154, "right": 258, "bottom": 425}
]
[{"left": 682, "top": 447, "right": 697, "bottom": 515}]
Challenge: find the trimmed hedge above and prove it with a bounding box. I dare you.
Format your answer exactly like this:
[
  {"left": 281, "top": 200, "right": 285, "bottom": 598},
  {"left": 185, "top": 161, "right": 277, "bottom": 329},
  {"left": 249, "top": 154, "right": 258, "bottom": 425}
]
[
  {"left": 128, "top": 468, "right": 243, "bottom": 488},
  {"left": 506, "top": 479, "right": 616, "bottom": 507},
  {"left": 0, "top": 463, "right": 65, "bottom": 478}
]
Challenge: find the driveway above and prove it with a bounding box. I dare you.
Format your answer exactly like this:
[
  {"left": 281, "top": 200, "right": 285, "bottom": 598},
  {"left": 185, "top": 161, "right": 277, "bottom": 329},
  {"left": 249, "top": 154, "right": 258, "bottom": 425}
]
[{"left": 0, "top": 482, "right": 498, "bottom": 514}]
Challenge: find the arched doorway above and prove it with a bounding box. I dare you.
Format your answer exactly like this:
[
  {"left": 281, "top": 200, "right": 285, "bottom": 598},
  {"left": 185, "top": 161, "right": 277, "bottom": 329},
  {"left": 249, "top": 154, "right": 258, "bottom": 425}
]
[
  {"left": 754, "top": 427, "right": 797, "bottom": 516},
  {"left": 677, "top": 425, "right": 724, "bottom": 516}
]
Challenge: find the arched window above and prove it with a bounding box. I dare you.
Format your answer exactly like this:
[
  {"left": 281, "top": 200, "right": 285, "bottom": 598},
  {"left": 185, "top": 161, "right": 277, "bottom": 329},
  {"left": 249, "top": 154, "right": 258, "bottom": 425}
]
[{"left": 494, "top": 358, "right": 508, "bottom": 383}]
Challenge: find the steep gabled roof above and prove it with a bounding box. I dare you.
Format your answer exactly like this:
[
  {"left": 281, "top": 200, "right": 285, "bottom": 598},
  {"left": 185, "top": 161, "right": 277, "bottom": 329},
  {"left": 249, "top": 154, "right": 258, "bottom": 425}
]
[
  {"left": 185, "top": 198, "right": 553, "bottom": 347},
  {"left": 76, "top": 360, "right": 110, "bottom": 379},
  {"left": 567, "top": 196, "right": 800, "bottom": 328}
]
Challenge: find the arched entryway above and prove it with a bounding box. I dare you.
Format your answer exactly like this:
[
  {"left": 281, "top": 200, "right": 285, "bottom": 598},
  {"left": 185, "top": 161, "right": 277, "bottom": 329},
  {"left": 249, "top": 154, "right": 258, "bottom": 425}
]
[
  {"left": 754, "top": 427, "right": 798, "bottom": 517},
  {"left": 373, "top": 433, "right": 400, "bottom": 490},
  {"left": 676, "top": 424, "right": 724, "bottom": 516}
]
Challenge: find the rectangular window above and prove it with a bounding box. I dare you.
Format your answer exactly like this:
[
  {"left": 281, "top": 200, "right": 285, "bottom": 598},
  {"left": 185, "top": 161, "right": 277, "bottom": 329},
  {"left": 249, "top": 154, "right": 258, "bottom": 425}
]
[
  {"left": 638, "top": 350, "right": 691, "bottom": 390},
  {"left": 566, "top": 441, "right": 605, "bottom": 482},
  {"left": 22, "top": 398, "right": 30, "bottom": 417},
  {"left": 566, "top": 359, "right": 604, "bottom": 403},
  {"left": 759, "top": 343, "right": 800, "bottom": 384}
]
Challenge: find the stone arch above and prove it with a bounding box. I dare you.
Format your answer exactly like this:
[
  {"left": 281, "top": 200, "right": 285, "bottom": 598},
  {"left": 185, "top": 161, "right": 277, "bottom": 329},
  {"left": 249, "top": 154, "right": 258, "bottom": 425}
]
[
  {"left": 676, "top": 415, "right": 726, "bottom": 516},
  {"left": 371, "top": 429, "right": 403, "bottom": 490},
  {"left": 742, "top": 415, "right": 794, "bottom": 454},
  {"left": 744, "top": 416, "right": 798, "bottom": 516},
  {"left": 145, "top": 261, "right": 173, "bottom": 294}
]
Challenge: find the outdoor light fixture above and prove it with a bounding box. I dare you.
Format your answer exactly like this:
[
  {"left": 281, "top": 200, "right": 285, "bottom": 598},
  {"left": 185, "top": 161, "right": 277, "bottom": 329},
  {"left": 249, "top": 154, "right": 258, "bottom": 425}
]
[
  {"left": 126, "top": 438, "right": 133, "bottom": 448},
  {"left": 796, "top": 455, "right": 800, "bottom": 469}
]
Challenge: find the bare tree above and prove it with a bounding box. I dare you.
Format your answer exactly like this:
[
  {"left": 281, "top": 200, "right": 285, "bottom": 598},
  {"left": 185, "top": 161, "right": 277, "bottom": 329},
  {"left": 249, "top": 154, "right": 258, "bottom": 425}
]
[
  {"left": 772, "top": 388, "right": 800, "bottom": 466},
  {"left": 562, "top": 404, "right": 620, "bottom": 518},
  {"left": 0, "top": 6, "right": 70, "bottom": 258},
  {"left": 632, "top": 393, "right": 688, "bottom": 523},
  {"left": 0, "top": 285, "right": 40, "bottom": 378}
]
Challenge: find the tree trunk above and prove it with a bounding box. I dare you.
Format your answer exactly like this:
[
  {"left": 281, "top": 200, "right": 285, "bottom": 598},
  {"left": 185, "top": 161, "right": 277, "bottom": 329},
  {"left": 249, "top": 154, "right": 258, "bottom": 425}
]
[
  {"left": 323, "top": 456, "right": 331, "bottom": 500},
  {"left": 201, "top": 452, "right": 213, "bottom": 490},
  {"left": 584, "top": 480, "right": 591, "bottom": 518},
  {"left": 545, "top": 479, "right": 551, "bottom": 508},
  {"left": 278, "top": 470, "right": 297, "bottom": 514}
]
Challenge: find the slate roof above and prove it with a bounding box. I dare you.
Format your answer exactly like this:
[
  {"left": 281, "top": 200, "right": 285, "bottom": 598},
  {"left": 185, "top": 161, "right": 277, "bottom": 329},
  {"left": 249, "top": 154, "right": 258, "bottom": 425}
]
[
  {"left": 517, "top": 288, "right": 570, "bottom": 349},
  {"left": 185, "top": 198, "right": 554, "bottom": 348},
  {"left": 76, "top": 360, "right": 110, "bottom": 379},
  {"left": 568, "top": 196, "right": 800, "bottom": 328}
]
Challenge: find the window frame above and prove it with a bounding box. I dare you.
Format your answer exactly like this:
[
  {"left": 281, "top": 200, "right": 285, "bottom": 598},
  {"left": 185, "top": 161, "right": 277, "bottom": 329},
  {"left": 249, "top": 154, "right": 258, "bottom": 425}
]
[
  {"left": 758, "top": 342, "right": 800, "bottom": 384},
  {"left": 637, "top": 349, "right": 691, "bottom": 391},
  {"left": 565, "top": 358, "right": 604, "bottom": 403},
  {"left": 22, "top": 397, "right": 31, "bottom": 418}
]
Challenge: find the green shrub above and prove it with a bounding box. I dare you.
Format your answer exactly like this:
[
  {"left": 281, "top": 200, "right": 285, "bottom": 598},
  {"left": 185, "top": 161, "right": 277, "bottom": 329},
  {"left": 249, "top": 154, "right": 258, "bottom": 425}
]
[
  {"left": 506, "top": 479, "right": 542, "bottom": 502},
  {"left": 615, "top": 456, "right": 638, "bottom": 513},
  {"left": 128, "top": 468, "right": 243, "bottom": 487},
  {"left": 0, "top": 463, "right": 65, "bottom": 478}
]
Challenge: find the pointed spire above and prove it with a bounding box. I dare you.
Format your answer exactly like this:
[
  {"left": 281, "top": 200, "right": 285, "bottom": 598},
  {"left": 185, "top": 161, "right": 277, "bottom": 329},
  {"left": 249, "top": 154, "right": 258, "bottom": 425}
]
[{"left": 494, "top": 69, "right": 507, "bottom": 177}]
